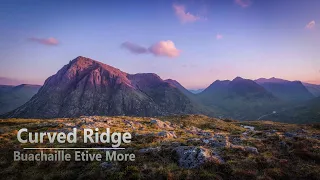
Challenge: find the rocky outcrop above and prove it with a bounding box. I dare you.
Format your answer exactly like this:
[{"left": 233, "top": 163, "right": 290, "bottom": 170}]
[
  {"left": 174, "top": 146, "right": 224, "bottom": 168},
  {"left": 138, "top": 147, "right": 161, "bottom": 154},
  {"left": 158, "top": 131, "right": 177, "bottom": 138},
  {"left": 150, "top": 119, "right": 174, "bottom": 129}
]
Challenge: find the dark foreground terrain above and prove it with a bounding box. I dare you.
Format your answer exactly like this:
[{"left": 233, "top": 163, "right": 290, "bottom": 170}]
[{"left": 0, "top": 115, "right": 319, "bottom": 180}]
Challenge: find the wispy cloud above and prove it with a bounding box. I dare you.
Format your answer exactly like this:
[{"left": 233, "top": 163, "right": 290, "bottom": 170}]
[
  {"left": 305, "top": 20, "right": 316, "bottom": 30},
  {"left": 235, "top": 0, "right": 252, "bottom": 8},
  {"left": 28, "top": 37, "right": 59, "bottom": 46},
  {"left": 121, "top": 40, "right": 181, "bottom": 58},
  {"left": 216, "top": 34, "right": 223, "bottom": 40},
  {"left": 173, "top": 4, "right": 201, "bottom": 23},
  {"left": 121, "top": 42, "right": 148, "bottom": 54}
]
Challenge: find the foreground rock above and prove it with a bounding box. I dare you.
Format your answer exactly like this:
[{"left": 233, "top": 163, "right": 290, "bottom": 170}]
[
  {"left": 158, "top": 131, "right": 177, "bottom": 138},
  {"left": 150, "top": 119, "right": 174, "bottom": 130},
  {"left": 174, "top": 146, "right": 224, "bottom": 168}
]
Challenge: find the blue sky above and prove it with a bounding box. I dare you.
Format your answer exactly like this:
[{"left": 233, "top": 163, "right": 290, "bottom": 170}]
[{"left": 0, "top": 0, "right": 319, "bottom": 88}]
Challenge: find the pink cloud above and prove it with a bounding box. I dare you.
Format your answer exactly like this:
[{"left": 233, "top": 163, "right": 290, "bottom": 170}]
[
  {"left": 121, "top": 41, "right": 148, "bottom": 54},
  {"left": 235, "top": 0, "right": 252, "bottom": 8},
  {"left": 305, "top": 20, "right": 316, "bottom": 30},
  {"left": 216, "top": 34, "right": 223, "bottom": 40},
  {"left": 173, "top": 4, "right": 201, "bottom": 23},
  {"left": 28, "top": 37, "right": 59, "bottom": 46},
  {"left": 121, "top": 40, "right": 181, "bottom": 58},
  {"left": 148, "top": 40, "right": 181, "bottom": 58}
]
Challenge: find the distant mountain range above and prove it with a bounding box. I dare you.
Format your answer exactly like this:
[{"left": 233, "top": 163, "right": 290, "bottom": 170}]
[
  {"left": 0, "top": 84, "right": 41, "bottom": 114},
  {"left": 303, "top": 82, "right": 320, "bottom": 97},
  {"left": 0, "top": 77, "right": 24, "bottom": 86},
  {"left": 197, "top": 77, "right": 281, "bottom": 120},
  {"left": 1, "top": 56, "right": 319, "bottom": 123},
  {"left": 255, "top": 77, "right": 315, "bottom": 102},
  {"left": 188, "top": 89, "right": 204, "bottom": 94}
]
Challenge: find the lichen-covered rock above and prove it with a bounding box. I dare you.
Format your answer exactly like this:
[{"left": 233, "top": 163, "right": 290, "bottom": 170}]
[
  {"left": 211, "top": 134, "right": 230, "bottom": 148},
  {"left": 228, "top": 136, "right": 243, "bottom": 145},
  {"left": 241, "top": 125, "right": 255, "bottom": 131},
  {"left": 123, "top": 119, "right": 142, "bottom": 129},
  {"left": 230, "top": 144, "right": 259, "bottom": 154},
  {"left": 245, "top": 146, "right": 259, "bottom": 154},
  {"left": 150, "top": 119, "right": 173, "bottom": 130},
  {"left": 174, "top": 146, "right": 223, "bottom": 168},
  {"left": 138, "top": 147, "right": 161, "bottom": 154},
  {"left": 158, "top": 131, "right": 177, "bottom": 138}
]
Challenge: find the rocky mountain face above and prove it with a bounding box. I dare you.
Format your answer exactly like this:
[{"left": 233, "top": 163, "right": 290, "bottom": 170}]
[
  {"left": 5, "top": 56, "right": 198, "bottom": 118},
  {"left": 255, "top": 78, "right": 314, "bottom": 102},
  {"left": 0, "top": 84, "right": 41, "bottom": 115}
]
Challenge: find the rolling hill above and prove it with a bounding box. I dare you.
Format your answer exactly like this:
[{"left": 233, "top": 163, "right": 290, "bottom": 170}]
[{"left": 0, "top": 84, "right": 41, "bottom": 115}]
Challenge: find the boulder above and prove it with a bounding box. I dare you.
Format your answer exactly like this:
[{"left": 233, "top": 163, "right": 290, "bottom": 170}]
[
  {"left": 241, "top": 125, "right": 255, "bottom": 131},
  {"left": 174, "top": 146, "right": 222, "bottom": 168},
  {"left": 150, "top": 119, "right": 173, "bottom": 130},
  {"left": 123, "top": 119, "right": 142, "bottom": 129},
  {"left": 138, "top": 147, "right": 161, "bottom": 154},
  {"left": 158, "top": 131, "right": 177, "bottom": 138},
  {"left": 245, "top": 146, "right": 259, "bottom": 154},
  {"left": 211, "top": 134, "right": 230, "bottom": 148},
  {"left": 230, "top": 144, "right": 259, "bottom": 154}
]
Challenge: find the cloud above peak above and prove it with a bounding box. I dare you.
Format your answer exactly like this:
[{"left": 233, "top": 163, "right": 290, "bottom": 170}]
[
  {"left": 306, "top": 20, "right": 316, "bottom": 30},
  {"left": 121, "top": 42, "right": 148, "bottom": 54},
  {"left": 173, "top": 4, "right": 202, "bottom": 23},
  {"left": 121, "top": 40, "right": 181, "bottom": 58},
  {"left": 235, "top": 0, "right": 252, "bottom": 8},
  {"left": 28, "top": 37, "right": 59, "bottom": 46},
  {"left": 149, "top": 41, "right": 181, "bottom": 57}
]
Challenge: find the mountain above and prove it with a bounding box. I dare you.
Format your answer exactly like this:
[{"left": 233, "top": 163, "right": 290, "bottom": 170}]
[
  {"left": 165, "top": 79, "right": 222, "bottom": 116},
  {"left": 267, "top": 96, "right": 320, "bottom": 123},
  {"left": 188, "top": 89, "right": 204, "bottom": 94},
  {"left": 0, "top": 77, "right": 24, "bottom": 86},
  {"left": 198, "top": 77, "right": 280, "bottom": 120},
  {"left": 255, "top": 77, "right": 314, "bottom": 102},
  {"left": 0, "top": 84, "right": 41, "bottom": 115},
  {"left": 4, "top": 56, "right": 203, "bottom": 118},
  {"left": 165, "top": 79, "right": 195, "bottom": 98},
  {"left": 303, "top": 82, "right": 320, "bottom": 97},
  {"left": 255, "top": 77, "right": 287, "bottom": 84}
]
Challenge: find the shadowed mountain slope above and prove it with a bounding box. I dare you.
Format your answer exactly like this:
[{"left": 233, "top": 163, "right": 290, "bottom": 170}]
[
  {"left": 0, "top": 84, "right": 41, "bottom": 115},
  {"left": 198, "top": 77, "right": 281, "bottom": 120},
  {"left": 255, "top": 77, "right": 314, "bottom": 102}
]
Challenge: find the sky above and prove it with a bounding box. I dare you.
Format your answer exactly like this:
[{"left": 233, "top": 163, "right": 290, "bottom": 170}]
[{"left": 0, "top": 0, "right": 320, "bottom": 89}]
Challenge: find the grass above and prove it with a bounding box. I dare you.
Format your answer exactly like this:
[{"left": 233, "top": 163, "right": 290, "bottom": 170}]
[{"left": 0, "top": 115, "right": 319, "bottom": 180}]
